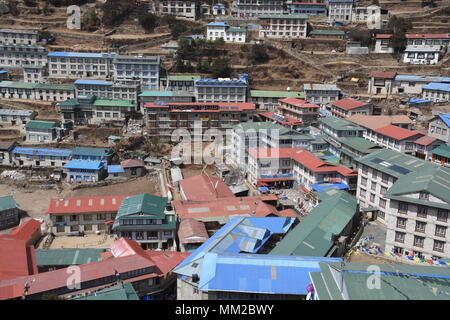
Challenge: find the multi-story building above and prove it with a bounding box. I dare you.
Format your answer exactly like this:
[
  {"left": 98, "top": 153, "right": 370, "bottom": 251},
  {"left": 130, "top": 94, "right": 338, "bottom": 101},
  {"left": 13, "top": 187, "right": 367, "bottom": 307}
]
[
  {"left": 0, "top": 196, "right": 19, "bottom": 231},
  {"left": 56, "top": 95, "right": 136, "bottom": 126},
  {"left": 25, "top": 120, "right": 58, "bottom": 142},
  {"left": 422, "top": 83, "right": 450, "bottom": 103},
  {"left": 74, "top": 79, "right": 141, "bottom": 104},
  {"left": 22, "top": 64, "right": 47, "bottom": 83},
  {"left": 347, "top": 114, "right": 413, "bottom": 135},
  {"left": 159, "top": 74, "right": 201, "bottom": 92},
  {"left": 303, "top": 84, "right": 341, "bottom": 106},
  {"left": 319, "top": 116, "right": 365, "bottom": 143},
  {"left": 0, "top": 81, "right": 75, "bottom": 102},
  {"left": 10, "top": 146, "right": 72, "bottom": 168},
  {"left": 249, "top": 90, "right": 304, "bottom": 111},
  {"left": 158, "top": 0, "right": 198, "bottom": 19},
  {"left": 287, "top": 2, "right": 327, "bottom": 16},
  {"left": 231, "top": 0, "right": 285, "bottom": 18},
  {"left": 194, "top": 75, "right": 248, "bottom": 103},
  {"left": 367, "top": 71, "right": 396, "bottom": 95},
  {"left": 0, "top": 44, "right": 47, "bottom": 67},
  {"left": 309, "top": 29, "right": 345, "bottom": 39},
  {"left": 112, "top": 193, "right": 176, "bottom": 250},
  {"left": 0, "top": 109, "right": 35, "bottom": 126},
  {"left": 206, "top": 22, "right": 247, "bottom": 43},
  {"left": 373, "top": 34, "right": 393, "bottom": 53},
  {"left": 428, "top": 114, "right": 450, "bottom": 145},
  {"left": 364, "top": 125, "right": 425, "bottom": 155},
  {"left": 406, "top": 33, "right": 450, "bottom": 49},
  {"left": 328, "top": 0, "right": 354, "bottom": 22},
  {"left": 0, "top": 29, "right": 39, "bottom": 45},
  {"left": 112, "top": 55, "right": 160, "bottom": 90},
  {"left": 328, "top": 98, "right": 372, "bottom": 118},
  {"left": 71, "top": 147, "right": 114, "bottom": 164},
  {"left": 356, "top": 149, "right": 450, "bottom": 259},
  {"left": 0, "top": 141, "right": 15, "bottom": 166},
  {"left": 139, "top": 91, "right": 195, "bottom": 110},
  {"left": 430, "top": 144, "right": 450, "bottom": 168},
  {"left": 258, "top": 14, "right": 308, "bottom": 39},
  {"left": 64, "top": 160, "right": 107, "bottom": 182},
  {"left": 277, "top": 97, "right": 320, "bottom": 126},
  {"left": 144, "top": 101, "right": 255, "bottom": 139},
  {"left": 403, "top": 46, "right": 441, "bottom": 65},
  {"left": 47, "top": 52, "right": 114, "bottom": 79}
]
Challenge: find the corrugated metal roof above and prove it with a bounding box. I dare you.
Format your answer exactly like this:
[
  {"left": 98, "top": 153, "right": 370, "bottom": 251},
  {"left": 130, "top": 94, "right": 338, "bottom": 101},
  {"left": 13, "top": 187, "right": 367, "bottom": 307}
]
[
  {"left": 12, "top": 146, "right": 72, "bottom": 157},
  {"left": 64, "top": 160, "right": 105, "bottom": 170},
  {"left": 35, "top": 248, "right": 105, "bottom": 266},
  {"left": 48, "top": 52, "right": 114, "bottom": 58},
  {"left": 46, "top": 195, "right": 127, "bottom": 215},
  {"left": 74, "top": 79, "right": 112, "bottom": 86},
  {"left": 71, "top": 283, "right": 139, "bottom": 300},
  {"left": 25, "top": 120, "right": 56, "bottom": 130},
  {"left": 108, "top": 165, "right": 125, "bottom": 173},
  {"left": 0, "top": 196, "right": 18, "bottom": 211}
]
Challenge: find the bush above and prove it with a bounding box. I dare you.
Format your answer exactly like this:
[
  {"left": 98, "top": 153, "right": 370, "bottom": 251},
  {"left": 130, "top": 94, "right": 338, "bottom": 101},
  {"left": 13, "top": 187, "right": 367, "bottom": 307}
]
[
  {"left": 138, "top": 12, "right": 158, "bottom": 33},
  {"left": 248, "top": 44, "right": 269, "bottom": 64},
  {"left": 82, "top": 8, "right": 101, "bottom": 31}
]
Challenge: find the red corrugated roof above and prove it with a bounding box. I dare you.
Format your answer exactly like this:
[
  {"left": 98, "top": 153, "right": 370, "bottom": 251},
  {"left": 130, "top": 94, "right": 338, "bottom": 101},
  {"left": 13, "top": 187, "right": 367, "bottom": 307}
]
[
  {"left": 375, "top": 34, "right": 392, "bottom": 39},
  {"left": 6, "top": 219, "right": 41, "bottom": 243},
  {"left": 331, "top": 98, "right": 369, "bottom": 111},
  {"left": 279, "top": 97, "right": 320, "bottom": 109},
  {"left": 178, "top": 219, "right": 209, "bottom": 244},
  {"left": 0, "top": 238, "right": 37, "bottom": 281},
  {"left": 46, "top": 195, "right": 129, "bottom": 215},
  {"left": 406, "top": 33, "right": 450, "bottom": 39},
  {"left": 414, "top": 135, "right": 438, "bottom": 146},
  {"left": 374, "top": 125, "right": 423, "bottom": 140},
  {"left": 121, "top": 159, "right": 145, "bottom": 168},
  {"left": 179, "top": 174, "right": 235, "bottom": 201},
  {"left": 259, "top": 111, "right": 302, "bottom": 126},
  {"left": 144, "top": 102, "right": 255, "bottom": 111}
]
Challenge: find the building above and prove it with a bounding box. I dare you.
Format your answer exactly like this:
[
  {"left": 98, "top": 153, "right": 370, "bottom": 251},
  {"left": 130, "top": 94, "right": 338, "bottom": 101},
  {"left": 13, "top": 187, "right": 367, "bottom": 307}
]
[
  {"left": 288, "top": 2, "right": 327, "bottom": 16},
  {"left": 120, "top": 159, "right": 146, "bottom": 177},
  {"left": 328, "top": 98, "right": 372, "bottom": 118},
  {"left": 206, "top": 22, "right": 247, "bottom": 43},
  {"left": 138, "top": 90, "right": 195, "bottom": 107},
  {"left": 74, "top": 79, "right": 141, "bottom": 104},
  {"left": 249, "top": 90, "right": 305, "bottom": 111},
  {"left": 309, "top": 261, "right": 450, "bottom": 300},
  {"left": 177, "top": 218, "right": 209, "bottom": 252},
  {"left": 22, "top": 64, "right": 47, "bottom": 83},
  {"left": 56, "top": 95, "right": 136, "bottom": 126},
  {"left": 328, "top": 0, "right": 354, "bottom": 22},
  {"left": 112, "top": 55, "right": 160, "bottom": 90},
  {"left": 403, "top": 46, "right": 441, "bottom": 65},
  {"left": 71, "top": 282, "right": 140, "bottom": 300},
  {"left": 194, "top": 75, "right": 248, "bottom": 103},
  {"left": 144, "top": 101, "right": 255, "bottom": 139},
  {"left": 406, "top": 33, "right": 450, "bottom": 49},
  {"left": 231, "top": 0, "right": 285, "bottom": 18},
  {"left": 47, "top": 52, "right": 114, "bottom": 79},
  {"left": 0, "top": 196, "right": 19, "bottom": 230},
  {"left": 25, "top": 120, "right": 58, "bottom": 142},
  {"left": 0, "top": 28, "right": 39, "bottom": 45},
  {"left": 367, "top": 71, "right": 397, "bottom": 95},
  {"left": 112, "top": 193, "right": 176, "bottom": 250},
  {"left": 259, "top": 111, "right": 302, "bottom": 128},
  {"left": 158, "top": 0, "right": 198, "bottom": 19},
  {"left": 351, "top": 5, "right": 388, "bottom": 25},
  {"left": 430, "top": 144, "right": 450, "bottom": 167},
  {"left": 258, "top": 15, "right": 308, "bottom": 39},
  {"left": 0, "top": 68, "right": 7, "bottom": 80},
  {"left": 0, "top": 140, "right": 15, "bottom": 166},
  {"left": 0, "top": 109, "right": 35, "bottom": 126},
  {"left": 159, "top": 74, "right": 201, "bottom": 92},
  {"left": 334, "top": 136, "right": 383, "bottom": 169},
  {"left": 10, "top": 146, "right": 72, "bottom": 168},
  {"left": 277, "top": 97, "right": 320, "bottom": 126},
  {"left": 0, "top": 44, "right": 47, "bottom": 67},
  {"left": 179, "top": 174, "right": 235, "bottom": 201},
  {"left": 428, "top": 114, "right": 450, "bottom": 145},
  {"left": 0, "top": 81, "right": 75, "bottom": 102},
  {"left": 422, "top": 83, "right": 450, "bottom": 103},
  {"left": 303, "top": 84, "right": 341, "bottom": 106},
  {"left": 373, "top": 34, "right": 393, "bottom": 53},
  {"left": 309, "top": 29, "right": 345, "bottom": 39},
  {"left": 319, "top": 116, "right": 365, "bottom": 142},
  {"left": 271, "top": 189, "right": 360, "bottom": 257},
  {"left": 391, "top": 74, "right": 450, "bottom": 95},
  {"left": 64, "top": 160, "right": 107, "bottom": 182},
  {"left": 71, "top": 147, "right": 114, "bottom": 163},
  {"left": 364, "top": 125, "right": 424, "bottom": 155}
]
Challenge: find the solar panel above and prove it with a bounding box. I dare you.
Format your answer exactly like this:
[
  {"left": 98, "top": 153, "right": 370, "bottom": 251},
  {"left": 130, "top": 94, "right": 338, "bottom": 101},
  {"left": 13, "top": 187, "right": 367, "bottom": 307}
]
[
  {"left": 371, "top": 157, "right": 383, "bottom": 164},
  {"left": 388, "top": 165, "right": 411, "bottom": 175}
]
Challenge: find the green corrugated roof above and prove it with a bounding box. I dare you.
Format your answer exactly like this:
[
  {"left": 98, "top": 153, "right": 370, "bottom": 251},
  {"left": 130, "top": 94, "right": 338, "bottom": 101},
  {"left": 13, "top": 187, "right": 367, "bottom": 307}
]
[
  {"left": 320, "top": 116, "right": 364, "bottom": 131},
  {"left": 232, "top": 122, "right": 284, "bottom": 131},
  {"left": 0, "top": 81, "right": 75, "bottom": 91},
  {"left": 227, "top": 27, "right": 246, "bottom": 33},
  {"left": 35, "top": 248, "right": 105, "bottom": 266},
  {"left": 72, "top": 147, "right": 112, "bottom": 157},
  {"left": 258, "top": 14, "right": 308, "bottom": 19},
  {"left": 0, "top": 196, "right": 18, "bottom": 211},
  {"left": 72, "top": 283, "right": 139, "bottom": 300},
  {"left": 25, "top": 120, "right": 56, "bottom": 130},
  {"left": 139, "top": 91, "right": 173, "bottom": 97},
  {"left": 340, "top": 137, "right": 381, "bottom": 155},
  {"left": 93, "top": 99, "right": 134, "bottom": 107},
  {"left": 431, "top": 144, "right": 450, "bottom": 159},
  {"left": 270, "top": 190, "right": 358, "bottom": 257},
  {"left": 310, "top": 29, "right": 345, "bottom": 35},
  {"left": 116, "top": 193, "right": 168, "bottom": 219},
  {"left": 250, "top": 90, "right": 305, "bottom": 98},
  {"left": 160, "top": 75, "right": 201, "bottom": 81}
]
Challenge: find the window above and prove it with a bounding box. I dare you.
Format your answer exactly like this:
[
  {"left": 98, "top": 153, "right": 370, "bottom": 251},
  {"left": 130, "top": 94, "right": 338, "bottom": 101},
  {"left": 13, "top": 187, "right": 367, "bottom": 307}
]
[
  {"left": 414, "top": 236, "right": 425, "bottom": 248},
  {"left": 435, "top": 225, "right": 447, "bottom": 237},
  {"left": 398, "top": 202, "right": 408, "bottom": 214},
  {"left": 381, "top": 174, "right": 389, "bottom": 184},
  {"left": 380, "top": 186, "right": 387, "bottom": 195},
  {"left": 97, "top": 213, "right": 106, "bottom": 220},
  {"left": 437, "top": 209, "right": 448, "bottom": 222},
  {"left": 371, "top": 181, "right": 376, "bottom": 192},
  {"left": 395, "top": 231, "right": 405, "bottom": 243},
  {"left": 70, "top": 215, "right": 78, "bottom": 222},
  {"left": 84, "top": 215, "right": 92, "bottom": 221},
  {"left": 370, "top": 193, "right": 376, "bottom": 203},
  {"left": 415, "top": 221, "right": 426, "bottom": 233},
  {"left": 396, "top": 217, "right": 407, "bottom": 229},
  {"left": 433, "top": 240, "right": 445, "bottom": 252},
  {"left": 419, "top": 191, "right": 429, "bottom": 200},
  {"left": 379, "top": 198, "right": 386, "bottom": 209},
  {"left": 417, "top": 206, "right": 427, "bottom": 218}
]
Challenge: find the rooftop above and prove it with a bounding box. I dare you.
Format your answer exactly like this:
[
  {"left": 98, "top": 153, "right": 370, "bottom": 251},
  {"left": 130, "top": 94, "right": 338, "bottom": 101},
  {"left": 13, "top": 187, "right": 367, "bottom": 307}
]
[
  {"left": 179, "top": 174, "right": 235, "bottom": 201},
  {"left": 178, "top": 219, "right": 209, "bottom": 245},
  {"left": 24, "top": 120, "right": 56, "bottom": 130},
  {"left": 347, "top": 114, "right": 413, "bottom": 130},
  {"left": 330, "top": 98, "right": 369, "bottom": 111},
  {"left": 374, "top": 125, "right": 422, "bottom": 141},
  {"left": 64, "top": 160, "right": 105, "bottom": 170},
  {"left": 320, "top": 116, "right": 365, "bottom": 131},
  {"left": 11, "top": 146, "right": 72, "bottom": 158},
  {"left": 46, "top": 195, "right": 128, "bottom": 215}
]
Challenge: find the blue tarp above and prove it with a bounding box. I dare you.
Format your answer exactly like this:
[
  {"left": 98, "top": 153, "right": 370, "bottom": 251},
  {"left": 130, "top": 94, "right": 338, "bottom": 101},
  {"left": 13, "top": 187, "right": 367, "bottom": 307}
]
[
  {"left": 409, "top": 99, "right": 432, "bottom": 104},
  {"left": 311, "top": 182, "right": 349, "bottom": 192},
  {"left": 258, "top": 187, "right": 270, "bottom": 192}
]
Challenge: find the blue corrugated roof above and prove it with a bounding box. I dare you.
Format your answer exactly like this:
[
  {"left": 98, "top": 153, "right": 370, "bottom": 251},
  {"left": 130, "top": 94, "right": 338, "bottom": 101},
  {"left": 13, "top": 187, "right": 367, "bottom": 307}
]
[
  {"left": 198, "top": 253, "right": 340, "bottom": 295},
  {"left": 173, "top": 217, "right": 295, "bottom": 274},
  {"left": 207, "top": 22, "right": 229, "bottom": 27},
  {"left": 74, "top": 79, "right": 112, "bottom": 86},
  {"left": 423, "top": 82, "right": 450, "bottom": 92},
  {"left": 11, "top": 146, "right": 72, "bottom": 157},
  {"left": 64, "top": 160, "right": 105, "bottom": 170},
  {"left": 438, "top": 114, "right": 450, "bottom": 128},
  {"left": 311, "top": 182, "right": 349, "bottom": 192},
  {"left": 108, "top": 165, "right": 125, "bottom": 173},
  {"left": 48, "top": 52, "right": 114, "bottom": 59},
  {"left": 395, "top": 75, "right": 450, "bottom": 83},
  {"left": 408, "top": 98, "right": 432, "bottom": 103}
]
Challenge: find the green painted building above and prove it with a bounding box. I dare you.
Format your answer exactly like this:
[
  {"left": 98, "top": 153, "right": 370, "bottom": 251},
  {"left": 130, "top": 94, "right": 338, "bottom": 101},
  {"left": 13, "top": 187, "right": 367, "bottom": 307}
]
[{"left": 0, "top": 195, "right": 19, "bottom": 230}]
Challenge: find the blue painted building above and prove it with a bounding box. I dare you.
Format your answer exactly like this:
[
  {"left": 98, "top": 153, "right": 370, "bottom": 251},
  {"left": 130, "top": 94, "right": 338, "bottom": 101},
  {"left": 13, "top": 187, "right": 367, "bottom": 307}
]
[{"left": 64, "top": 160, "right": 107, "bottom": 182}]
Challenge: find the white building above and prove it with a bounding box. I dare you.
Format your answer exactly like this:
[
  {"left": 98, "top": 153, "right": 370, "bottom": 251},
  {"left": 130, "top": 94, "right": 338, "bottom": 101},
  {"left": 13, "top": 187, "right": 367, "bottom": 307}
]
[
  {"left": 232, "top": 0, "right": 285, "bottom": 18},
  {"left": 328, "top": 98, "right": 372, "bottom": 118},
  {"left": 356, "top": 149, "right": 450, "bottom": 260},
  {"left": 22, "top": 65, "right": 47, "bottom": 83},
  {"left": 0, "top": 44, "right": 47, "bottom": 68},
  {"left": 194, "top": 75, "right": 248, "bottom": 103},
  {"left": 373, "top": 34, "right": 394, "bottom": 54},
  {"left": 10, "top": 146, "right": 72, "bottom": 168},
  {"left": 0, "top": 81, "right": 75, "bottom": 102},
  {"left": 206, "top": 22, "right": 246, "bottom": 43},
  {"left": 258, "top": 14, "right": 308, "bottom": 39},
  {"left": 0, "top": 28, "right": 39, "bottom": 45},
  {"left": 0, "top": 109, "right": 36, "bottom": 126},
  {"left": 112, "top": 55, "right": 160, "bottom": 90},
  {"left": 158, "top": 0, "right": 198, "bottom": 19},
  {"left": 406, "top": 33, "right": 450, "bottom": 49},
  {"left": 403, "top": 46, "right": 441, "bottom": 65},
  {"left": 304, "top": 83, "right": 341, "bottom": 106},
  {"left": 422, "top": 83, "right": 450, "bottom": 103},
  {"left": 428, "top": 114, "right": 450, "bottom": 145},
  {"left": 328, "top": 0, "right": 354, "bottom": 22},
  {"left": 74, "top": 79, "right": 141, "bottom": 104},
  {"left": 47, "top": 52, "right": 114, "bottom": 79}
]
